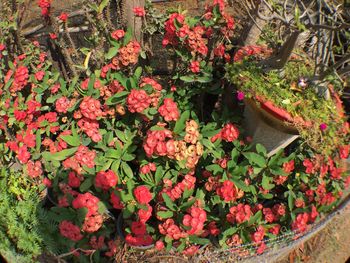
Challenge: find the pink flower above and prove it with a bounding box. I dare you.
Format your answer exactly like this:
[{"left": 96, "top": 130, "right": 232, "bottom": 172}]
[
  {"left": 134, "top": 186, "right": 152, "bottom": 204},
  {"left": 95, "top": 170, "right": 118, "bottom": 190},
  {"left": 59, "top": 221, "right": 83, "bottom": 241},
  {"left": 237, "top": 91, "right": 245, "bottom": 101},
  {"left": 133, "top": 7, "right": 146, "bottom": 17},
  {"left": 35, "top": 71, "right": 45, "bottom": 81},
  {"left": 319, "top": 123, "right": 327, "bottom": 131}
]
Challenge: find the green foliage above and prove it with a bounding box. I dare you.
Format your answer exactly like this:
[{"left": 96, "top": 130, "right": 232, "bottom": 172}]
[{"left": 0, "top": 168, "right": 43, "bottom": 262}]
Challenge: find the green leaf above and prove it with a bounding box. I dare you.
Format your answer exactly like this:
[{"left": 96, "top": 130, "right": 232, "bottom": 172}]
[
  {"left": 98, "top": 201, "right": 108, "bottom": 214},
  {"left": 105, "top": 91, "right": 128, "bottom": 105},
  {"left": 155, "top": 166, "right": 163, "bottom": 185},
  {"left": 123, "top": 27, "right": 133, "bottom": 46},
  {"left": 121, "top": 162, "right": 133, "bottom": 178},
  {"left": 188, "top": 236, "right": 210, "bottom": 245},
  {"left": 262, "top": 175, "right": 275, "bottom": 190},
  {"left": 248, "top": 210, "right": 262, "bottom": 226},
  {"left": 180, "top": 75, "right": 195, "bottom": 82},
  {"left": 105, "top": 45, "right": 120, "bottom": 60},
  {"left": 256, "top": 144, "right": 267, "bottom": 156},
  {"left": 134, "top": 67, "right": 142, "bottom": 81},
  {"left": 173, "top": 110, "right": 190, "bottom": 134},
  {"left": 162, "top": 193, "right": 176, "bottom": 211},
  {"left": 156, "top": 211, "right": 174, "bottom": 219},
  {"left": 105, "top": 149, "right": 121, "bottom": 159},
  {"left": 60, "top": 135, "right": 81, "bottom": 147},
  {"left": 42, "top": 147, "right": 78, "bottom": 161},
  {"left": 243, "top": 152, "right": 266, "bottom": 168},
  {"left": 98, "top": 0, "right": 110, "bottom": 13},
  {"left": 80, "top": 178, "right": 93, "bottom": 192}
]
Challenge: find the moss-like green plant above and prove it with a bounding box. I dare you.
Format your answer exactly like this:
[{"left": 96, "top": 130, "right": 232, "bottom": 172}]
[{"left": 0, "top": 168, "right": 60, "bottom": 262}]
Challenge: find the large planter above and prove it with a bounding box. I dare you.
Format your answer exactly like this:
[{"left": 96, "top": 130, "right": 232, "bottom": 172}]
[{"left": 243, "top": 97, "right": 309, "bottom": 156}]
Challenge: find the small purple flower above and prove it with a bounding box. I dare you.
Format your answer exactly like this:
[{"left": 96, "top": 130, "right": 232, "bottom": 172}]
[
  {"left": 237, "top": 91, "right": 245, "bottom": 101},
  {"left": 319, "top": 123, "right": 327, "bottom": 131}
]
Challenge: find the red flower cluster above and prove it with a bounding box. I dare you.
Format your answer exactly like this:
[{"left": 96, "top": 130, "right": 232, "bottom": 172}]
[
  {"left": 283, "top": 160, "right": 295, "bottom": 173},
  {"left": 82, "top": 213, "right": 103, "bottom": 233},
  {"left": 72, "top": 192, "right": 99, "bottom": 216},
  {"left": 216, "top": 180, "right": 239, "bottom": 202},
  {"left": 63, "top": 145, "right": 96, "bottom": 173},
  {"left": 111, "top": 29, "right": 125, "bottom": 41},
  {"left": 95, "top": 170, "right": 118, "bottom": 190},
  {"left": 8, "top": 66, "right": 29, "bottom": 93},
  {"left": 159, "top": 219, "right": 188, "bottom": 240},
  {"left": 37, "top": 0, "right": 51, "bottom": 17},
  {"left": 138, "top": 204, "right": 152, "bottom": 224},
  {"left": 226, "top": 204, "right": 252, "bottom": 224},
  {"left": 80, "top": 97, "right": 103, "bottom": 120},
  {"left": 133, "top": 7, "right": 146, "bottom": 17},
  {"left": 158, "top": 98, "right": 180, "bottom": 122},
  {"left": 143, "top": 128, "right": 173, "bottom": 157},
  {"left": 58, "top": 12, "right": 68, "bottom": 22},
  {"left": 125, "top": 222, "right": 153, "bottom": 247},
  {"left": 233, "top": 45, "right": 271, "bottom": 62},
  {"left": 190, "top": 61, "right": 200, "bottom": 73},
  {"left": 68, "top": 171, "right": 82, "bottom": 188},
  {"left": 140, "top": 162, "right": 156, "bottom": 174},
  {"left": 291, "top": 213, "right": 309, "bottom": 232},
  {"left": 127, "top": 89, "right": 151, "bottom": 113},
  {"left": 164, "top": 173, "right": 196, "bottom": 200},
  {"left": 78, "top": 118, "right": 102, "bottom": 142},
  {"left": 59, "top": 220, "right": 83, "bottom": 241},
  {"left": 111, "top": 41, "right": 141, "bottom": 69},
  {"left": 110, "top": 192, "right": 124, "bottom": 209},
  {"left": 26, "top": 160, "right": 43, "bottom": 178},
  {"left": 251, "top": 225, "right": 265, "bottom": 243},
  {"left": 183, "top": 206, "right": 207, "bottom": 235},
  {"left": 211, "top": 123, "right": 240, "bottom": 142},
  {"left": 339, "top": 145, "right": 350, "bottom": 159},
  {"left": 134, "top": 185, "right": 152, "bottom": 204},
  {"left": 56, "top": 97, "right": 70, "bottom": 113}
]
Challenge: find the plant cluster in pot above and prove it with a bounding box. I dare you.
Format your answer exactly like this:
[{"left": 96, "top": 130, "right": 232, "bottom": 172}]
[{"left": 227, "top": 50, "right": 348, "bottom": 157}]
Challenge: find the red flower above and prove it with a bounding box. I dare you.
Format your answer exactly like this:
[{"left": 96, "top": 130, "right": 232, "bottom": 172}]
[
  {"left": 110, "top": 192, "right": 124, "bottom": 209},
  {"left": 216, "top": 180, "right": 238, "bottom": 202},
  {"left": 256, "top": 242, "right": 266, "bottom": 255},
  {"left": 75, "top": 145, "right": 96, "bottom": 168},
  {"left": 26, "top": 160, "right": 42, "bottom": 178},
  {"left": 18, "top": 145, "right": 31, "bottom": 164},
  {"left": 183, "top": 245, "right": 199, "bottom": 256},
  {"left": 262, "top": 208, "right": 276, "bottom": 223},
  {"left": 339, "top": 145, "right": 350, "bottom": 159},
  {"left": 131, "top": 221, "right": 147, "bottom": 236},
  {"left": 68, "top": 171, "right": 81, "bottom": 188},
  {"left": 269, "top": 225, "right": 280, "bottom": 235},
  {"left": 251, "top": 226, "right": 265, "bottom": 243},
  {"left": 111, "top": 29, "right": 125, "bottom": 40},
  {"left": 127, "top": 89, "right": 151, "bottom": 113},
  {"left": 14, "top": 110, "right": 27, "bottom": 121},
  {"left": 190, "top": 61, "right": 200, "bottom": 73},
  {"left": 138, "top": 204, "right": 152, "bottom": 223},
  {"left": 80, "top": 96, "right": 103, "bottom": 120},
  {"left": 214, "top": 44, "right": 225, "bottom": 57},
  {"left": 227, "top": 204, "right": 251, "bottom": 224},
  {"left": 291, "top": 213, "right": 309, "bottom": 232},
  {"left": 158, "top": 98, "right": 180, "bottom": 122},
  {"left": 182, "top": 207, "right": 207, "bottom": 235},
  {"left": 82, "top": 213, "right": 103, "bottom": 233},
  {"left": 58, "top": 12, "right": 68, "bottom": 22},
  {"left": 303, "top": 159, "right": 315, "bottom": 174},
  {"left": 133, "top": 7, "right": 146, "bottom": 17},
  {"left": 134, "top": 186, "right": 152, "bottom": 204},
  {"left": 159, "top": 219, "right": 187, "bottom": 240},
  {"left": 72, "top": 192, "right": 99, "bottom": 216},
  {"left": 55, "top": 97, "right": 70, "bottom": 113},
  {"left": 59, "top": 220, "right": 83, "bottom": 241},
  {"left": 155, "top": 241, "right": 165, "bottom": 250},
  {"left": 77, "top": 118, "right": 102, "bottom": 142},
  {"left": 221, "top": 123, "right": 239, "bottom": 142},
  {"left": 95, "top": 170, "right": 118, "bottom": 190},
  {"left": 283, "top": 160, "right": 295, "bottom": 173},
  {"left": 49, "top": 33, "right": 58, "bottom": 40}
]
